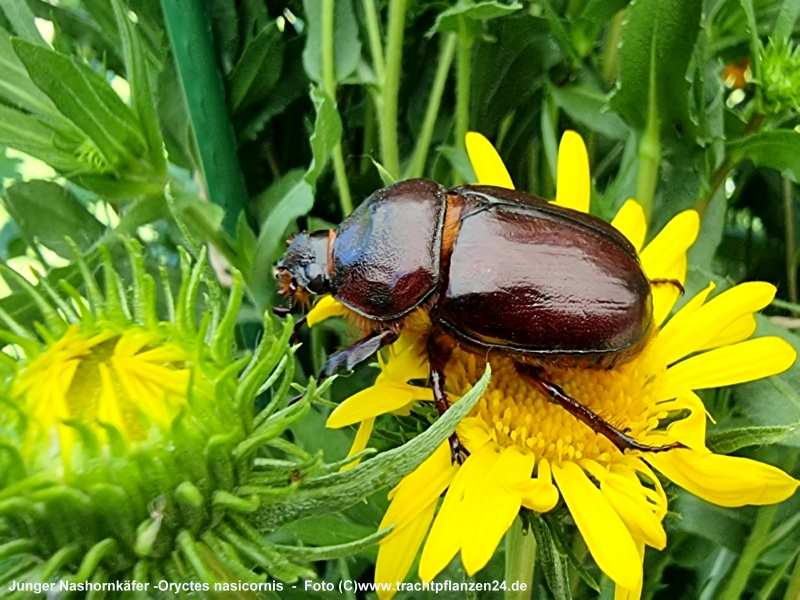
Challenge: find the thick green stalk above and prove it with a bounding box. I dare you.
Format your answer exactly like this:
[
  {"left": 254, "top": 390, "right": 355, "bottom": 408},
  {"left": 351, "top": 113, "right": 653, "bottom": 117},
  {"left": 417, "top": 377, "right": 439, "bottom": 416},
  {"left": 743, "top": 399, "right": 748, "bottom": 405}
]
[
  {"left": 455, "top": 19, "right": 473, "bottom": 153},
  {"left": 635, "top": 46, "right": 661, "bottom": 220},
  {"left": 601, "top": 11, "right": 625, "bottom": 86},
  {"left": 719, "top": 504, "right": 780, "bottom": 600},
  {"left": 361, "top": 0, "right": 385, "bottom": 80},
  {"left": 786, "top": 552, "right": 800, "bottom": 600},
  {"left": 380, "top": 0, "right": 407, "bottom": 178},
  {"left": 784, "top": 177, "right": 797, "bottom": 302},
  {"left": 321, "top": 0, "right": 353, "bottom": 215},
  {"left": 160, "top": 0, "right": 247, "bottom": 234},
  {"left": 405, "top": 34, "right": 456, "bottom": 178},
  {"left": 504, "top": 517, "right": 536, "bottom": 600}
]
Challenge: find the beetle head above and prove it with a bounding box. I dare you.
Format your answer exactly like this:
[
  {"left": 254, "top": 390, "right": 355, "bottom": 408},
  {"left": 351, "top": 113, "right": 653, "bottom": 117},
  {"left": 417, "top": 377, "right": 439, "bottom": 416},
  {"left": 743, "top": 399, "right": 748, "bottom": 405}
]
[{"left": 275, "top": 231, "right": 332, "bottom": 308}]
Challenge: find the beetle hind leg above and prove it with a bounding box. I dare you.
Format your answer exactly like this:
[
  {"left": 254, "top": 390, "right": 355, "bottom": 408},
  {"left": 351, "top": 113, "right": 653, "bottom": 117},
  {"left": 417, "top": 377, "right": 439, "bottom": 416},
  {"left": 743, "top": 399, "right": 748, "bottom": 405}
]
[
  {"left": 515, "top": 363, "right": 684, "bottom": 454},
  {"left": 428, "top": 330, "right": 466, "bottom": 464}
]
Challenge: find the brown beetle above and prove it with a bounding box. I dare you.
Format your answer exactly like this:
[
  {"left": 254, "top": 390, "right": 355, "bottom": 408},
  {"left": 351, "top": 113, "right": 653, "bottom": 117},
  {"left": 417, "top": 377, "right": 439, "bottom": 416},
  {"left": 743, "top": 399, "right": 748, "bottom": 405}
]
[{"left": 275, "top": 179, "right": 683, "bottom": 457}]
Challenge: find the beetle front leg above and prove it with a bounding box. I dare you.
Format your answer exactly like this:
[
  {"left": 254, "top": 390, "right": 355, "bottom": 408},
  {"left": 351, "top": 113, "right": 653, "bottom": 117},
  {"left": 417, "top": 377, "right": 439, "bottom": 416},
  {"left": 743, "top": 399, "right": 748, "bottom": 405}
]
[
  {"left": 649, "top": 278, "right": 684, "bottom": 295},
  {"left": 321, "top": 329, "right": 399, "bottom": 376},
  {"left": 515, "top": 363, "right": 685, "bottom": 454},
  {"left": 427, "top": 332, "right": 466, "bottom": 464}
]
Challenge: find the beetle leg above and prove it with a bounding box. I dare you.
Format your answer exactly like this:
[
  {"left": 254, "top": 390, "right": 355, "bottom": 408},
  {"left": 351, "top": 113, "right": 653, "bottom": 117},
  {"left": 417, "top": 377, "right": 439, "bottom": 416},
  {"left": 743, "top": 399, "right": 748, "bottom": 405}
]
[
  {"left": 427, "top": 332, "right": 466, "bottom": 464},
  {"left": 321, "top": 329, "right": 399, "bottom": 377},
  {"left": 516, "top": 363, "right": 685, "bottom": 454},
  {"left": 649, "top": 278, "right": 685, "bottom": 295}
]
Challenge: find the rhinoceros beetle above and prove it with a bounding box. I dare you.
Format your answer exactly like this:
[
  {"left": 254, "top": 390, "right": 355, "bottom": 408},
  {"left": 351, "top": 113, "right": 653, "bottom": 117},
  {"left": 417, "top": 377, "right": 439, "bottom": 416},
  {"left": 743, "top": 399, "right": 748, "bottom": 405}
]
[{"left": 275, "top": 179, "right": 683, "bottom": 458}]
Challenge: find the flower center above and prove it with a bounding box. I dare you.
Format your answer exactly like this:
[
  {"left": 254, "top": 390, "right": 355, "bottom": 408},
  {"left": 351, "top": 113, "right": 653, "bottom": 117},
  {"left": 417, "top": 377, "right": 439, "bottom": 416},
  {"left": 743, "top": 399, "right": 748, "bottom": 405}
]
[{"left": 444, "top": 347, "right": 665, "bottom": 464}]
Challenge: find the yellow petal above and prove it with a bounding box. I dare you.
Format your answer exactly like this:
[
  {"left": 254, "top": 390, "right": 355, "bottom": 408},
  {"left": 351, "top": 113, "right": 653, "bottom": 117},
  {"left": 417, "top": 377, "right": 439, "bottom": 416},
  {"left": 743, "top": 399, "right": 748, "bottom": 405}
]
[
  {"left": 307, "top": 295, "right": 349, "bottom": 327},
  {"left": 375, "top": 499, "right": 437, "bottom": 600},
  {"left": 656, "top": 282, "right": 776, "bottom": 365},
  {"left": 601, "top": 471, "right": 667, "bottom": 550},
  {"left": 614, "top": 543, "right": 645, "bottom": 600},
  {"left": 465, "top": 131, "right": 514, "bottom": 189},
  {"left": 419, "top": 449, "right": 497, "bottom": 581},
  {"left": 659, "top": 393, "right": 707, "bottom": 450},
  {"left": 456, "top": 417, "right": 492, "bottom": 454},
  {"left": 611, "top": 199, "right": 647, "bottom": 251},
  {"left": 640, "top": 210, "right": 700, "bottom": 278},
  {"left": 460, "top": 448, "right": 528, "bottom": 575},
  {"left": 552, "top": 461, "right": 642, "bottom": 590},
  {"left": 646, "top": 449, "right": 800, "bottom": 507},
  {"left": 326, "top": 381, "right": 433, "bottom": 428},
  {"left": 554, "top": 130, "right": 590, "bottom": 213},
  {"left": 661, "top": 337, "right": 796, "bottom": 395},
  {"left": 382, "top": 443, "right": 456, "bottom": 532},
  {"left": 650, "top": 255, "right": 687, "bottom": 326},
  {"left": 341, "top": 418, "right": 375, "bottom": 471}
]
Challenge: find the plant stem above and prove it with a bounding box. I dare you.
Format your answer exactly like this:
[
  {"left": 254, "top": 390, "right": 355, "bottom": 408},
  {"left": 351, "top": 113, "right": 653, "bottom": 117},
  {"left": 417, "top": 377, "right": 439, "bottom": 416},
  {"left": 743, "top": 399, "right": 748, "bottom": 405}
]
[
  {"left": 321, "top": 0, "right": 353, "bottom": 215},
  {"left": 160, "top": 0, "right": 247, "bottom": 234},
  {"left": 504, "top": 517, "right": 536, "bottom": 600},
  {"left": 455, "top": 19, "right": 473, "bottom": 153},
  {"left": 380, "top": 0, "right": 406, "bottom": 179},
  {"left": 720, "top": 504, "right": 780, "bottom": 600},
  {"left": 361, "top": 0, "right": 385, "bottom": 80},
  {"left": 786, "top": 551, "right": 800, "bottom": 600},
  {"left": 785, "top": 177, "right": 797, "bottom": 303},
  {"left": 601, "top": 11, "right": 625, "bottom": 86},
  {"left": 405, "top": 34, "right": 456, "bottom": 178},
  {"left": 636, "top": 45, "right": 660, "bottom": 220}
]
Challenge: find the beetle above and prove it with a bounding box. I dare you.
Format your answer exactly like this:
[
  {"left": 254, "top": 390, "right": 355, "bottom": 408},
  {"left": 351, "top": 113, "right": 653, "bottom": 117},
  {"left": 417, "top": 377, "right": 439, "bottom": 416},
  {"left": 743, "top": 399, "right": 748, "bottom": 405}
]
[{"left": 275, "top": 179, "right": 683, "bottom": 458}]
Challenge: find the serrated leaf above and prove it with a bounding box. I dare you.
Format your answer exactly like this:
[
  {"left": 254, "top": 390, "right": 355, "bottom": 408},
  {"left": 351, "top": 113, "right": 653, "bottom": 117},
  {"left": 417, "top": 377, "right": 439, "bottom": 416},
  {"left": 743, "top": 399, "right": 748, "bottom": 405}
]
[
  {"left": 611, "top": 0, "right": 701, "bottom": 137},
  {"left": 12, "top": 38, "right": 147, "bottom": 169},
  {"left": 430, "top": 1, "right": 523, "bottom": 34},
  {"left": 230, "top": 22, "right": 284, "bottom": 111},
  {"left": 3, "top": 180, "right": 105, "bottom": 256},
  {"left": 252, "top": 366, "right": 491, "bottom": 530},
  {"left": 728, "top": 130, "right": 800, "bottom": 182},
  {"left": 529, "top": 515, "right": 572, "bottom": 600},
  {"left": 302, "top": 0, "right": 361, "bottom": 82}
]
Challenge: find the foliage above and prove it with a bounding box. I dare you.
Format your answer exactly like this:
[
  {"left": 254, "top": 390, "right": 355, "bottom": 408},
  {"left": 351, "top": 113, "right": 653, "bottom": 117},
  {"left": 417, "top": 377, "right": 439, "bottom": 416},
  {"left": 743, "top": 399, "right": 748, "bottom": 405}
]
[{"left": 0, "top": 0, "right": 797, "bottom": 598}]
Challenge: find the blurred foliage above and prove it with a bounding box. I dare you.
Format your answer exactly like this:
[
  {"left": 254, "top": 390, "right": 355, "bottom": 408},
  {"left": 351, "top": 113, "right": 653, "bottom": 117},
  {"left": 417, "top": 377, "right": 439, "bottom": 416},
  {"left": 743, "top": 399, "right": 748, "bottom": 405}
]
[{"left": 0, "top": 0, "right": 797, "bottom": 598}]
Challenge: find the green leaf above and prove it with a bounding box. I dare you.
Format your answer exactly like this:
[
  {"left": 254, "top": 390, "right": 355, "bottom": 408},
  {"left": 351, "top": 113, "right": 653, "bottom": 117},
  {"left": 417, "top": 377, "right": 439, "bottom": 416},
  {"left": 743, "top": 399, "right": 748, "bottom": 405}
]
[
  {"left": 529, "top": 515, "right": 572, "bottom": 600},
  {"left": 611, "top": 0, "right": 701, "bottom": 137},
  {"left": 0, "top": 103, "right": 82, "bottom": 172},
  {"left": 774, "top": 0, "right": 800, "bottom": 43},
  {"left": 371, "top": 158, "right": 397, "bottom": 186},
  {"left": 306, "top": 86, "right": 342, "bottom": 187},
  {"left": 728, "top": 130, "right": 800, "bottom": 181},
  {"left": 302, "top": 0, "right": 361, "bottom": 82},
  {"left": 549, "top": 83, "right": 627, "bottom": 139},
  {"left": 577, "top": 0, "right": 630, "bottom": 23},
  {"left": 0, "top": 0, "right": 45, "bottom": 46},
  {"left": 3, "top": 181, "right": 104, "bottom": 256},
  {"left": 230, "top": 22, "right": 284, "bottom": 111},
  {"left": 707, "top": 424, "right": 799, "bottom": 454},
  {"left": 252, "top": 366, "right": 491, "bottom": 530},
  {"left": 272, "top": 527, "right": 390, "bottom": 562},
  {"left": 279, "top": 514, "right": 375, "bottom": 548},
  {"left": 430, "top": 1, "right": 523, "bottom": 34},
  {"left": 12, "top": 38, "right": 147, "bottom": 169},
  {"left": 110, "top": 0, "right": 165, "bottom": 175}
]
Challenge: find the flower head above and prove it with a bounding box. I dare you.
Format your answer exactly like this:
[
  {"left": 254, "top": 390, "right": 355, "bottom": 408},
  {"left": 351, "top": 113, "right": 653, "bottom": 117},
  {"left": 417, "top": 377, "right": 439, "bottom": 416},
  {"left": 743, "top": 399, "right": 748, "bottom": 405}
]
[{"left": 310, "top": 131, "right": 799, "bottom": 597}]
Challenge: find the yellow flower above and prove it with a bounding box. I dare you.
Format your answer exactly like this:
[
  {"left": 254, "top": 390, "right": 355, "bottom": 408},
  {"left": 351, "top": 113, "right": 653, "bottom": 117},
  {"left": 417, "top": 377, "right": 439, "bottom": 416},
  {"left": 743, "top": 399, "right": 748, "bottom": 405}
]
[{"left": 309, "top": 131, "right": 799, "bottom": 598}]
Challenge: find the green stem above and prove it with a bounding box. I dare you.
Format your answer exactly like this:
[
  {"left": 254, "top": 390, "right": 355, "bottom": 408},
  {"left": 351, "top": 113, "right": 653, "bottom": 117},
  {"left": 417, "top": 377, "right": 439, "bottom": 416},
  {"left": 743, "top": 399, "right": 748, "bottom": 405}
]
[
  {"left": 455, "top": 19, "right": 473, "bottom": 153},
  {"left": 321, "top": 0, "right": 353, "bottom": 215},
  {"left": 380, "top": 0, "right": 407, "bottom": 178},
  {"left": 785, "top": 177, "right": 797, "bottom": 303},
  {"left": 504, "top": 517, "right": 536, "bottom": 600},
  {"left": 405, "top": 34, "right": 457, "bottom": 178},
  {"left": 636, "top": 47, "right": 661, "bottom": 220},
  {"left": 786, "top": 551, "right": 800, "bottom": 600},
  {"left": 720, "top": 506, "right": 779, "bottom": 600},
  {"left": 361, "top": 0, "right": 385, "bottom": 80},
  {"left": 601, "top": 11, "right": 625, "bottom": 86},
  {"left": 160, "top": 0, "right": 247, "bottom": 234}
]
